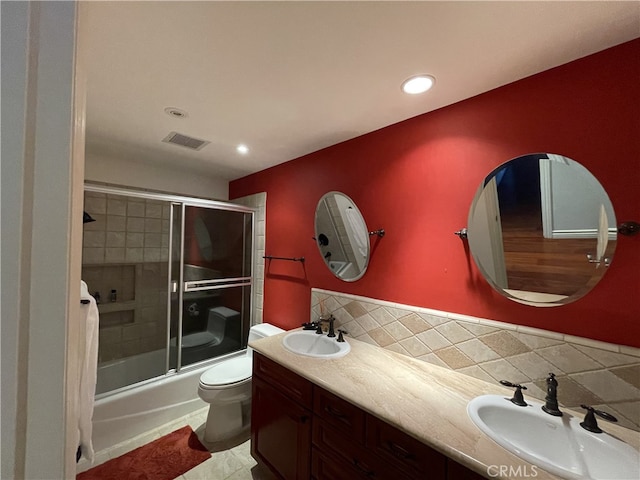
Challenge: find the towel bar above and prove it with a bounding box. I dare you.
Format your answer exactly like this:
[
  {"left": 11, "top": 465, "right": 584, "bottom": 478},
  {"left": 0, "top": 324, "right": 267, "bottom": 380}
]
[{"left": 263, "top": 255, "right": 305, "bottom": 263}]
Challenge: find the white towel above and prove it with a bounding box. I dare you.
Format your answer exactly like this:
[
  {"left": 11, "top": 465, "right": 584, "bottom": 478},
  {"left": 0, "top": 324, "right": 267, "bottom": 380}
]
[
  {"left": 78, "top": 281, "right": 99, "bottom": 462},
  {"left": 344, "top": 208, "right": 368, "bottom": 257}
]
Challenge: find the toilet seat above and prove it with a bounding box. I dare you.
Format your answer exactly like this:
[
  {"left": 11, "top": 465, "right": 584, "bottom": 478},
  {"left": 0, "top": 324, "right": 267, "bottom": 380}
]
[{"left": 199, "top": 356, "right": 252, "bottom": 388}]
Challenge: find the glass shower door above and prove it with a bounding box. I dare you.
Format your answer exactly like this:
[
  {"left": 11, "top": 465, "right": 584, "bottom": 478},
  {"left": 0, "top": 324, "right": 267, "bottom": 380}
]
[{"left": 170, "top": 204, "right": 253, "bottom": 370}]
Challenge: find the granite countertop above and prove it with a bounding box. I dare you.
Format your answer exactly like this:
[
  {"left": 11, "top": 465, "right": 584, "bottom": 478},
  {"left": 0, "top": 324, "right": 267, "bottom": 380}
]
[{"left": 250, "top": 330, "right": 640, "bottom": 480}]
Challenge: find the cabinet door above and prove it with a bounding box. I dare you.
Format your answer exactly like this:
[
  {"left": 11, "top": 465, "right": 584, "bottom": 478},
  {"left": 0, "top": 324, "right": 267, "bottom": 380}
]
[{"left": 251, "top": 376, "right": 311, "bottom": 480}]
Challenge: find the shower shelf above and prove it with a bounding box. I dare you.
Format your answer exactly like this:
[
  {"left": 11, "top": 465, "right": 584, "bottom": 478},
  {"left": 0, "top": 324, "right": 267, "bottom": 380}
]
[{"left": 97, "top": 300, "right": 137, "bottom": 314}]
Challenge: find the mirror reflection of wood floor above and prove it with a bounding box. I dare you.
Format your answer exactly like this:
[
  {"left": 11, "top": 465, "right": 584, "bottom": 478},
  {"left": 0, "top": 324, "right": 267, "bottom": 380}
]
[{"left": 500, "top": 209, "right": 614, "bottom": 297}]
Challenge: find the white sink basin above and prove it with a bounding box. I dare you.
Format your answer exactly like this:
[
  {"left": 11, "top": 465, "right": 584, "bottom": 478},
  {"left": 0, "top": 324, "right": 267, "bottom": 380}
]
[
  {"left": 282, "top": 330, "right": 350, "bottom": 359},
  {"left": 467, "top": 394, "right": 639, "bottom": 479}
]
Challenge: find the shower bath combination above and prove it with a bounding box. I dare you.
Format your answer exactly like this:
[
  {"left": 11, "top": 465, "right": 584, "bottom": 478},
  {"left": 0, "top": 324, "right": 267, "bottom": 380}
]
[{"left": 81, "top": 185, "right": 256, "bottom": 396}]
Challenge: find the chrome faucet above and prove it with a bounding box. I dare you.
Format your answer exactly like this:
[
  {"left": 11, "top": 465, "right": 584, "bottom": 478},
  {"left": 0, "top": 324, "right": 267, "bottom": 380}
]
[{"left": 541, "top": 373, "right": 563, "bottom": 417}]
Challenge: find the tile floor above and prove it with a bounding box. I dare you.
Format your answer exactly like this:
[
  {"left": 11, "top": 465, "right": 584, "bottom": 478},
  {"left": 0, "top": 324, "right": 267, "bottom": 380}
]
[{"left": 77, "top": 407, "right": 278, "bottom": 479}]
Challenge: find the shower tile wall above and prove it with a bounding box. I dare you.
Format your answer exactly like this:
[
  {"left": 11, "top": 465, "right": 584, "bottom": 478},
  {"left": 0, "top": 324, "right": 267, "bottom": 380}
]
[
  {"left": 312, "top": 288, "right": 640, "bottom": 432},
  {"left": 232, "top": 192, "right": 266, "bottom": 325},
  {"left": 82, "top": 191, "right": 170, "bottom": 363}
]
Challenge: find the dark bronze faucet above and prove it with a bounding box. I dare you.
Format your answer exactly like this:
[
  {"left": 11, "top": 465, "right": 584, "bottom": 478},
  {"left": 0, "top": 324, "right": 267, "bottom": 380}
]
[
  {"left": 499, "top": 380, "right": 528, "bottom": 406},
  {"left": 541, "top": 373, "right": 563, "bottom": 417},
  {"left": 580, "top": 405, "right": 618, "bottom": 433}
]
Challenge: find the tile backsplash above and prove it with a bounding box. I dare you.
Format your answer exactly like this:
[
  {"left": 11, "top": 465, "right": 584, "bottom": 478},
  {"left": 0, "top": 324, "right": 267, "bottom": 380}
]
[{"left": 311, "top": 288, "right": 640, "bottom": 431}]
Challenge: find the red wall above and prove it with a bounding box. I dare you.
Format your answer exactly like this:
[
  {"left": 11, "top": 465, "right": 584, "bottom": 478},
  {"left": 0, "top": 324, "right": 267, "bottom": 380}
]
[{"left": 230, "top": 39, "right": 640, "bottom": 347}]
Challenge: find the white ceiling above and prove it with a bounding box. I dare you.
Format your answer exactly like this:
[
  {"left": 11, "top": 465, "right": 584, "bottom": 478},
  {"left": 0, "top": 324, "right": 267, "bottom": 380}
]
[{"left": 81, "top": 1, "right": 639, "bottom": 181}]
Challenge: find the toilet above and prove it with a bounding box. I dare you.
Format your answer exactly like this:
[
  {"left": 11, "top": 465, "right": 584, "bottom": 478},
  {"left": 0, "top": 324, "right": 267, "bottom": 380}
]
[
  {"left": 197, "top": 322, "right": 284, "bottom": 442},
  {"left": 176, "top": 306, "right": 240, "bottom": 366}
]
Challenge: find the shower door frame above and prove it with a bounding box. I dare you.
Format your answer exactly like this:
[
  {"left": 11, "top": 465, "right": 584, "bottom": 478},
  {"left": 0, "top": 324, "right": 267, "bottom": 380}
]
[{"left": 84, "top": 183, "right": 256, "bottom": 380}]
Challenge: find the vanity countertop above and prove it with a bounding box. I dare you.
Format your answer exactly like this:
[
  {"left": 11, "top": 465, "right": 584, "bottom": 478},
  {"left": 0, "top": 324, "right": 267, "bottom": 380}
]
[{"left": 250, "top": 330, "right": 640, "bottom": 480}]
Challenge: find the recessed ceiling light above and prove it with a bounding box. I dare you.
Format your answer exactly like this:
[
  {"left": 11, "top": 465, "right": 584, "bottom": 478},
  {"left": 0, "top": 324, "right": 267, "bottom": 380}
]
[
  {"left": 401, "top": 75, "right": 435, "bottom": 95},
  {"left": 164, "top": 107, "right": 188, "bottom": 118},
  {"left": 237, "top": 144, "right": 249, "bottom": 155}
]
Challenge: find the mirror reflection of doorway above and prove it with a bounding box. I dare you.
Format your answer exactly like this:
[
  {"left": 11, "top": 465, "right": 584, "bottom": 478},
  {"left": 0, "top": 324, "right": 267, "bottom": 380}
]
[{"left": 497, "top": 155, "right": 596, "bottom": 296}]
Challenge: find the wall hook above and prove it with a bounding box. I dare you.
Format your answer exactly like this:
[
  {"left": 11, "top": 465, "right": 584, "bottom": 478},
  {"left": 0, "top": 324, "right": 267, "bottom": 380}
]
[
  {"left": 455, "top": 228, "right": 468, "bottom": 239},
  {"left": 369, "top": 229, "right": 385, "bottom": 237}
]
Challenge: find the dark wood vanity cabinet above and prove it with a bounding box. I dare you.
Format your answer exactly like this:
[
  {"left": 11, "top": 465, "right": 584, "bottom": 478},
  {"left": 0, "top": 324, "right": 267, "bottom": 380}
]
[
  {"left": 252, "top": 353, "right": 486, "bottom": 480},
  {"left": 251, "top": 353, "right": 313, "bottom": 480}
]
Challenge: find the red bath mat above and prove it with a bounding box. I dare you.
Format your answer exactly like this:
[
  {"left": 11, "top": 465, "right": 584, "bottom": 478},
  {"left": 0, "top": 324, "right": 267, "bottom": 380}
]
[{"left": 77, "top": 425, "right": 211, "bottom": 480}]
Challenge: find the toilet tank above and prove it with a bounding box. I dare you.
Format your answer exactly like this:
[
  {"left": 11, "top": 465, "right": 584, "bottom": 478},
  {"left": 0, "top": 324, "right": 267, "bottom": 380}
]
[{"left": 248, "top": 323, "right": 284, "bottom": 343}]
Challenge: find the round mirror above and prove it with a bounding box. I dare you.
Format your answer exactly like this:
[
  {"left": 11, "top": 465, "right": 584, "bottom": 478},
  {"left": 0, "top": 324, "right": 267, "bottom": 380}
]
[
  {"left": 467, "top": 153, "right": 617, "bottom": 307},
  {"left": 315, "top": 192, "right": 370, "bottom": 281}
]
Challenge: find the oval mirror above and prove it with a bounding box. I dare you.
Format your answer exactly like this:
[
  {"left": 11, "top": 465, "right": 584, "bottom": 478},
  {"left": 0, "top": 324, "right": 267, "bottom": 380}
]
[
  {"left": 315, "top": 192, "right": 370, "bottom": 281},
  {"left": 467, "top": 153, "right": 617, "bottom": 307}
]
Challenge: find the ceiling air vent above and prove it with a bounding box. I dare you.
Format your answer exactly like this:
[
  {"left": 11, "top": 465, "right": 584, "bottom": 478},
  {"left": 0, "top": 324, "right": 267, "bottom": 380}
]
[{"left": 162, "top": 131, "right": 210, "bottom": 151}]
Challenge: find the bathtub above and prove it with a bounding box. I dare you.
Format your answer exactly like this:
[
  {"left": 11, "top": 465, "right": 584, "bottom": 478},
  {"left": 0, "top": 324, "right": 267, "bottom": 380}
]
[{"left": 92, "top": 349, "right": 243, "bottom": 452}]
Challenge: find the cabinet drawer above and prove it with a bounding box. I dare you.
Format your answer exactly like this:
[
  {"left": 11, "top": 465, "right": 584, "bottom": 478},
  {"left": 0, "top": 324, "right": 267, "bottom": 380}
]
[
  {"left": 365, "top": 415, "right": 446, "bottom": 480},
  {"left": 313, "top": 419, "right": 415, "bottom": 480},
  {"left": 312, "top": 448, "right": 371, "bottom": 480},
  {"left": 313, "top": 386, "right": 366, "bottom": 442},
  {"left": 253, "top": 353, "right": 313, "bottom": 408}
]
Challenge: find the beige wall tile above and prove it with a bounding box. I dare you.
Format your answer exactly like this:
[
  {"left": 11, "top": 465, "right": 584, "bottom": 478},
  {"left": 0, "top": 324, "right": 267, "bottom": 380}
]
[
  {"left": 611, "top": 365, "right": 640, "bottom": 389},
  {"left": 343, "top": 300, "right": 368, "bottom": 319},
  {"left": 479, "top": 359, "right": 529, "bottom": 384},
  {"left": 417, "top": 329, "right": 451, "bottom": 351},
  {"left": 354, "top": 313, "right": 380, "bottom": 331},
  {"left": 106, "top": 215, "right": 126, "bottom": 231},
  {"left": 457, "top": 365, "right": 497, "bottom": 384},
  {"left": 506, "top": 352, "right": 558, "bottom": 381},
  {"left": 369, "top": 327, "right": 396, "bottom": 347},
  {"left": 456, "top": 338, "right": 500, "bottom": 363},
  {"left": 384, "top": 321, "right": 413, "bottom": 341},
  {"left": 436, "top": 322, "right": 475, "bottom": 344},
  {"left": 83, "top": 231, "right": 106, "bottom": 248},
  {"left": 105, "top": 231, "right": 125, "bottom": 247},
  {"left": 534, "top": 375, "right": 604, "bottom": 407},
  {"left": 435, "top": 347, "right": 475, "bottom": 369},
  {"left": 571, "top": 370, "right": 640, "bottom": 403},
  {"left": 369, "top": 307, "right": 398, "bottom": 326},
  {"left": 417, "top": 353, "right": 449, "bottom": 369},
  {"left": 515, "top": 331, "right": 564, "bottom": 350},
  {"left": 399, "top": 313, "right": 431, "bottom": 334},
  {"left": 399, "top": 336, "right": 431, "bottom": 357},
  {"left": 574, "top": 345, "right": 640, "bottom": 368},
  {"left": 538, "top": 344, "right": 601, "bottom": 373},
  {"left": 107, "top": 198, "right": 127, "bottom": 216},
  {"left": 127, "top": 201, "right": 145, "bottom": 217},
  {"left": 480, "top": 331, "right": 531, "bottom": 357}
]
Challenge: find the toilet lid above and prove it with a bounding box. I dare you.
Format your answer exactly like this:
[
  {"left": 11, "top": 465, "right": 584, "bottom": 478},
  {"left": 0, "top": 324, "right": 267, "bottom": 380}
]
[{"left": 200, "top": 356, "right": 252, "bottom": 386}]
